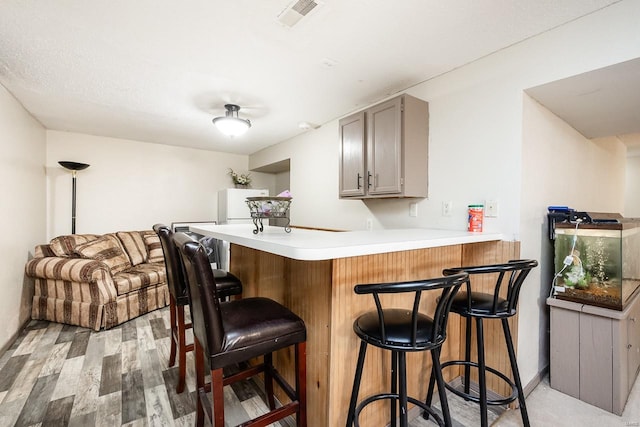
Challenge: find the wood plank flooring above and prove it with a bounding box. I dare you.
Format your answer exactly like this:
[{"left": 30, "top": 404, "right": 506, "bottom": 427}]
[
  {"left": 0, "top": 307, "right": 287, "bottom": 427},
  {"left": 0, "top": 307, "right": 498, "bottom": 427}
]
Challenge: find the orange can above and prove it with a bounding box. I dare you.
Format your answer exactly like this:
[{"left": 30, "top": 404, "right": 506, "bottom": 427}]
[{"left": 468, "top": 204, "right": 484, "bottom": 232}]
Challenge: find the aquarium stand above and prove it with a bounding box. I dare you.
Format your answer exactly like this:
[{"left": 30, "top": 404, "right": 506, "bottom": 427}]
[
  {"left": 245, "top": 196, "right": 292, "bottom": 234},
  {"left": 547, "top": 292, "right": 640, "bottom": 415}
]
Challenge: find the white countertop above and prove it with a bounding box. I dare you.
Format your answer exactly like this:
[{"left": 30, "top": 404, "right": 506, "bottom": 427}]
[{"left": 190, "top": 224, "right": 504, "bottom": 261}]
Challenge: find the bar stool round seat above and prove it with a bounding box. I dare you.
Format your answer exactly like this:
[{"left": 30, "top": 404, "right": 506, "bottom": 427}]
[
  {"left": 424, "top": 259, "right": 538, "bottom": 427},
  {"left": 346, "top": 272, "right": 468, "bottom": 427}
]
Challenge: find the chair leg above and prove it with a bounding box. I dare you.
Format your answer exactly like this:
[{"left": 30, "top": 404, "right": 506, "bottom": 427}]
[
  {"left": 423, "top": 362, "right": 437, "bottom": 421},
  {"left": 264, "top": 352, "right": 276, "bottom": 410},
  {"left": 464, "top": 315, "right": 472, "bottom": 396},
  {"left": 176, "top": 303, "right": 187, "bottom": 394},
  {"left": 194, "top": 338, "right": 205, "bottom": 427},
  {"left": 168, "top": 295, "right": 177, "bottom": 368},
  {"left": 391, "top": 351, "right": 398, "bottom": 427},
  {"left": 398, "top": 352, "right": 408, "bottom": 427},
  {"left": 502, "top": 318, "right": 530, "bottom": 427},
  {"left": 296, "top": 341, "right": 307, "bottom": 427},
  {"left": 212, "top": 368, "right": 225, "bottom": 427},
  {"left": 432, "top": 347, "right": 452, "bottom": 427},
  {"left": 475, "top": 318, "right": 488, "bottom": 427},
  {"left": 346, "top": 340, "right": 368, "bottom": 427}
]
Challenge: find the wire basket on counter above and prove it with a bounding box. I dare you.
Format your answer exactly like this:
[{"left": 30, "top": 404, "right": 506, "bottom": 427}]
[{"left": 245, "top": 196, "right": 292, "bottom": 234}]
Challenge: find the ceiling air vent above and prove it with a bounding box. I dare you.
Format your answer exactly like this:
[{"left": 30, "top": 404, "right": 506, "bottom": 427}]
[{"left": 277, "top": 0, "right": 321, "bottom": 28}]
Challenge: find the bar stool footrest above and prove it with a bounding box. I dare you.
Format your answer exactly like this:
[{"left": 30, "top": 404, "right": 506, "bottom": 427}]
[
  {"left": 354, "top": 393, "right": 445, "bottom": 427},
  {"left": 441, "top": 360, "right": 518, "bottom": 406}
]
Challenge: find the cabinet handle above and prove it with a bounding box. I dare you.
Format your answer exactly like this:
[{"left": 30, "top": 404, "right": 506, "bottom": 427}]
[
  {"left": 367, "top": 172, "right": 372, "bottom": 188},
  {"left": 357, "top": 173, "right": 362, "bottom": 189},
  {"left": 628, "top": 344, "right": 633, "bottom": 349}
]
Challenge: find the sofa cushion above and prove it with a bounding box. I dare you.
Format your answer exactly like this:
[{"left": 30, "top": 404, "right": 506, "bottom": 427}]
[
  {"left": 116, "top": 231, "right": 147, "bottom": 266},
  {"left": 35, "top": 244, "right": 56, "bottom": 258},
  {"left": 50, "top": 234, "right": 100, "bottom": 257},
  {"left": 74, "top": 234, "right": 132, "bottom": 274},
  {"left": 142, "top": 231, "right": 164, "bottom": 263},
  {"left": 113, "top": 263, "right": 166, "bottom": 294}
]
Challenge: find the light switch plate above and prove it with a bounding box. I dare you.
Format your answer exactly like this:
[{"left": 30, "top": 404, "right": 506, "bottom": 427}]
[
  {"left": 442, "top": 201, "right": 453, "bottom": 216},
  {"left": 409, "top": 202, "right": 418, "bottom": 217},
  {"left": 485, "top": 200, "right": 498, "bottom": 217}
]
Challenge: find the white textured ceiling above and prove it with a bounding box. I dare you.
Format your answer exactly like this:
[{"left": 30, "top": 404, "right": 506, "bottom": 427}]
[{"left": 0, "top": 0, "right": 624, "bottom": 155}]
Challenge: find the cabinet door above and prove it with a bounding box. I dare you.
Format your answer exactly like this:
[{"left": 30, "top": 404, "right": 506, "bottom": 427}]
[
  {"left": 367, "top": 97, "right": 402, "bottom": 195},
  {"left": 339, "top": 111, "right": 366, "bottom": 197},
  {"left": 628, "top": 300, "right": 640, "bottom": 392}
]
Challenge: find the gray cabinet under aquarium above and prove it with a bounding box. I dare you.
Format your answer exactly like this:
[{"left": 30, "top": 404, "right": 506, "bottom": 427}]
[
  {"left": 553, "top": 220, "right": 640, "bottom": 310},
  {"left": 547, "top": 292, "right": 640, "bottom": 415}
]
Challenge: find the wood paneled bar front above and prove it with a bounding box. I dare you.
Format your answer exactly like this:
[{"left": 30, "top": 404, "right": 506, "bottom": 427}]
[{"left": 191, "top": 225, "right": 519, "bottom": 427}]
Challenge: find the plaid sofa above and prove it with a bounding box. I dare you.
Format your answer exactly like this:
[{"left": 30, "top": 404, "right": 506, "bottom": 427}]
[{"left": 25, "top": 230, "right": 169, "bottom": 330}]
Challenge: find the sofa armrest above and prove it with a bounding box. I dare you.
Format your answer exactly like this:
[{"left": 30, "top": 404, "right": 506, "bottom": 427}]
[{"left": 26, "top": 256, "right": 112, "bottom": 283}]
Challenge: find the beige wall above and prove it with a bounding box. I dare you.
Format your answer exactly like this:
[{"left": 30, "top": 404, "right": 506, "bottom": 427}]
[
  {"left": 0, "top": 85, "right": 46, "bottom": 352},
  {"left": 521, "top": 94, "right": 626, "bottom": 385},
  {"left": 250, "top": 123, "right": 378, "bottom": 230},
  {"left": 251, "top": 0, "right": 640, "bottom": 386},
  {"left": 625, "top": 133, "right": 640, "bottom": 217},
  {"left": 46, "top": 131, "right": 272, "bottom": 238}
]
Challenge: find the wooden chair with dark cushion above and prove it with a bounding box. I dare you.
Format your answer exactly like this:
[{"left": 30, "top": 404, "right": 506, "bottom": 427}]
[
  {"left": 153, "top": 223, "right": 242, "bottom": 393},
  {"left": 173, "top": 231, "right": 307, "bottom": 427}
]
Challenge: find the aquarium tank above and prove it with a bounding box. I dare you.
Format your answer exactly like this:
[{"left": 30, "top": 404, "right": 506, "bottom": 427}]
[{"left": 553, "top": 220, "right": 640, "bottom": 310}]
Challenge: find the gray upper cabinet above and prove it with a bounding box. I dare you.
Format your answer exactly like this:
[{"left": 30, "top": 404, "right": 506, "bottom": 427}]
[
  {"left": 339, "top": 94, "right": 428, "bottom": 199},
  {"left": 338, "top": 111, "right": 366, "bottom": 197}
]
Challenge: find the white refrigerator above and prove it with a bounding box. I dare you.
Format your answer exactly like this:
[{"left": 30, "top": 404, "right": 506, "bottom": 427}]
[
  {"left": 218, "top": 188, "right": 268, "bottom": 224},
  {"left": 217, "top": 188, "right": 268, "bottom": 269}
]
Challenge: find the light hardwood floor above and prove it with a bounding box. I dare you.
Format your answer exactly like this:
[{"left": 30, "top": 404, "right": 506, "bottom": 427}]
[
  {"left": 0, "top": 307, "right": 285, "bottom": 427},
  {"left": 1, "top": 306, "right": 637, "bottom": 426},
  {"left": 0, "top": 306, "right": 496, "bottom": 427}
]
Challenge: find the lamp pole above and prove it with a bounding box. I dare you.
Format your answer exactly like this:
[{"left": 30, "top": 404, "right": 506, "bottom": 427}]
[{"left": 59, "top": 161, "right": 90, "bottom": 234}]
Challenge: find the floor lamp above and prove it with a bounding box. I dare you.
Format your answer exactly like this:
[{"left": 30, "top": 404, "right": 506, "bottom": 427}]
[{"left": 59, "top": 161, "right": 90, "bottom": 234}]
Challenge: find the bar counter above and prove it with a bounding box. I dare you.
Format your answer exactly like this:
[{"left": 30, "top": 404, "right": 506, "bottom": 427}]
[
  {"left": 191, "top": 224, "right": 504, "bottom": 261},
  {"left": 191, "top": 224, "right": 519, "bottom": 426}
]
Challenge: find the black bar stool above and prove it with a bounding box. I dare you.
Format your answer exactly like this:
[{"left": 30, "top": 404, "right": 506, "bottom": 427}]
[
  {"left": 346, "top": 272, "right": 468, "bottom": 427},
  {"left": 174, "top": 232, "right": 307, "bottom": 427},
  {"left": 153, "top": 224, "right": 242, "bottom": 393},
  {"left": 424, "top": 259, "right": 538, "bottom": 427}
]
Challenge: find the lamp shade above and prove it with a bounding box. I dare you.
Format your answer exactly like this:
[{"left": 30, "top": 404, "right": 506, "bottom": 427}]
[
  {"left": 213, "top": 104, "right": 251, "bottom": 137},
  {"left": 59, "top": 161, "right": 90, "bottom": 171},
  {"left": 58, "top": 161, "right": 90, "bottom": 234}
]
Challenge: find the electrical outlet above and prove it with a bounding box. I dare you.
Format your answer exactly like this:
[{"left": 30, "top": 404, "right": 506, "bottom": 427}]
[
  {"left": 485, "top": 200, "right": 498, "bottom": 217},
  {"left": 409, "top": 202, "right": 418, "bottom": 217},
  {"left": 442, "top": 201, "right": 453, "bottom": 216},
  {"left": 365, "top": 218, "right": 373, "bottom": 230}
]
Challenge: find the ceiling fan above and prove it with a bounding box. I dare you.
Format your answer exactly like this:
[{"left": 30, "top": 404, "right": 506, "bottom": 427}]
[
  {"left": 212, "top": 104, "right": 251, "bottom": 137},
  {"left": 193, "top": 92, "right": 268, "bottom": 137}
]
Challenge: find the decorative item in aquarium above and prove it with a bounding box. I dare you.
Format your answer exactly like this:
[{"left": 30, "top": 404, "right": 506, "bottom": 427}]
[
  {"left": 228, "top": 168, "right": 251, "bottom": 187},
  {"left": 562, "top": 258, "right": 590, "bottom": 289},
  {"left": 246, "top": 190, "right": 292, "bottom": 234}
]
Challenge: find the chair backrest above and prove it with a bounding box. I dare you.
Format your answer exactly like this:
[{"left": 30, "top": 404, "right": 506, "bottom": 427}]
[
  {"left": 443, "top": 259, "right": 538, "bottom": 316},
  {"left": 173, "top": 232, "right": 224, "bottom": 358},
  {"left": 153, "top": 224, "right": 187, "bottom": 300},
  {"left": 354, "top": 272, "right": 468, "bottom": 348}
]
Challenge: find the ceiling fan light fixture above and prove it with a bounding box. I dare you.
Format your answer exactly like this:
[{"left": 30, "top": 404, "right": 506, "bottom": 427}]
[{"left": 213, "top": 104, "right": 251, "bottom": 137}]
